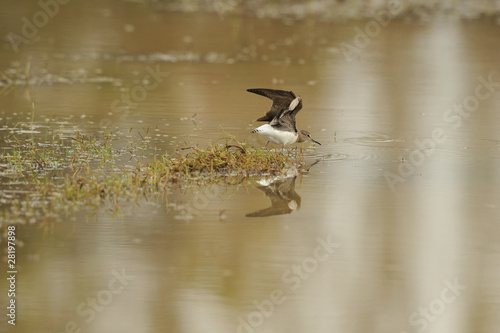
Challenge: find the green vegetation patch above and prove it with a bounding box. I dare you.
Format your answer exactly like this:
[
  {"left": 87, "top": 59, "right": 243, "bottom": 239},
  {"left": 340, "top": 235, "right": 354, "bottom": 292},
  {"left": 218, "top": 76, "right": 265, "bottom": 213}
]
[{"left": 0, "top": 131, "right": 308, "bottom": 225}]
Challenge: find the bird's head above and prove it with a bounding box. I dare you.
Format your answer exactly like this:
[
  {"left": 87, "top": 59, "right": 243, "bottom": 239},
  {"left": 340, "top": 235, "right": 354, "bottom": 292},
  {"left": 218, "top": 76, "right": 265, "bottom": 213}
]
[{"left": 298, "top": 130, "right": 321, "bottom": 145}]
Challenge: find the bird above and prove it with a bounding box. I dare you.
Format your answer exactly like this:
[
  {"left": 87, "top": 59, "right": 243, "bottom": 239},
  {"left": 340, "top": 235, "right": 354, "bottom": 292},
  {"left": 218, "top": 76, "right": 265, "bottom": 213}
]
[
  {"left": 247, "top": 88, "right": 321, "bottom": 149},
  {"left": 245, "top": 176, "right": 301, "bottom": 217}
]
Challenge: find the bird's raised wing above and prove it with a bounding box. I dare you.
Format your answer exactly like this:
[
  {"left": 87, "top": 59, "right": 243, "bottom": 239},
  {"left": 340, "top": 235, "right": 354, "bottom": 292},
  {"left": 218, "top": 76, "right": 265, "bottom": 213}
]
[
  {"left": 269, "top": 96, "right": 303, "bottom": 131},
  {"left": 247, "top": 88, "right": 298, "bottom": 122}
]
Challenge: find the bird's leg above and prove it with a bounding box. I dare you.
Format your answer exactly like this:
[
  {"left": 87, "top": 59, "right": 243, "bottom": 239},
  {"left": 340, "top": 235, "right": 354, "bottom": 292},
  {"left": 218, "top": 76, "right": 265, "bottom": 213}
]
[{"left": 265, "top": 141, "right": 270, "bottom": 150}]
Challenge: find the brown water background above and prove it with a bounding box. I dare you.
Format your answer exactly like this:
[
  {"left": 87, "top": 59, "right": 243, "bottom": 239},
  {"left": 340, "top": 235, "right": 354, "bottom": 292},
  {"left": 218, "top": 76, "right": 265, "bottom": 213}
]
[{"left": 1, "top": 1, "right": 500, "bottom": 332}]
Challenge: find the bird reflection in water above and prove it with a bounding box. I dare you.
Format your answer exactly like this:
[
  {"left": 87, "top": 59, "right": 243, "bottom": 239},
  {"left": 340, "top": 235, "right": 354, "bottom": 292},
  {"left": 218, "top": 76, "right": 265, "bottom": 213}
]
[
  {"left": 246, "top": 176, "right": 301, "bottom": 217},
  {"left": 246, "top": 160, "right": 319, "bottom": 217}
]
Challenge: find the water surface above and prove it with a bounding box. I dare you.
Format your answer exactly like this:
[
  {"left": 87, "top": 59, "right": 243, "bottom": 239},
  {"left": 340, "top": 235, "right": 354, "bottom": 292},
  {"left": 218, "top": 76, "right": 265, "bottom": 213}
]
[{"left": 1, "top": 3, "right": 500, "bottom": 333}]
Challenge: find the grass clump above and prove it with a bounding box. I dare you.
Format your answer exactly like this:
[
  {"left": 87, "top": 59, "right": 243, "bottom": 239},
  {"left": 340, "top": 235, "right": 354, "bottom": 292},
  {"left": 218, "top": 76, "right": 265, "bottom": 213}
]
[
  {"left": 152, "top": 143, "right": 301, "bottom": 177},
  {"left": 0, "top": 131, "right": 308, "bottom": 225}
]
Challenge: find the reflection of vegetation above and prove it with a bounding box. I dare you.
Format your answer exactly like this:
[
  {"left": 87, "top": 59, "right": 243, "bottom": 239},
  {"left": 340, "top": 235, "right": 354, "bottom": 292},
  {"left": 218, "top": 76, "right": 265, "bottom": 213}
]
[
  {"left": 0, "top": 131, "right": 309, "bottom": 225},
  {"left": 152, "top": 0, "right": 500, "bottom": 20}
]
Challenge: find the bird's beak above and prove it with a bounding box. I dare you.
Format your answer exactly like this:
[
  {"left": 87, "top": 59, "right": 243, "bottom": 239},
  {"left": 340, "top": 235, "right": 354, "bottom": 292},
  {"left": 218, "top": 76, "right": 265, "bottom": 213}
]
[{"left": 311, "top": 138, "right": 321, "bottom": 145}]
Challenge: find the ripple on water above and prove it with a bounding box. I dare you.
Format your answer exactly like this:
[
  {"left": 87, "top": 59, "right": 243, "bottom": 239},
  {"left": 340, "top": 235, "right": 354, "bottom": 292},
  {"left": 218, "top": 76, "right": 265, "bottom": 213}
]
[
  {"left": 307, "top": 151, "right": 349, "bottom": 161},
  {"left": 344, "top": 133, "right": 404, "bottom": 147},
  {"left": 332, "top": 133, "right": 408, "bottom": 162}
]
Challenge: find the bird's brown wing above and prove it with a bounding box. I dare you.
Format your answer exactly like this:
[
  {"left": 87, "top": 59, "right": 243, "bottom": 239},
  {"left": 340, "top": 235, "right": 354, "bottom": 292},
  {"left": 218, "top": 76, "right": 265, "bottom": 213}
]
[
  {"left": 269, "top": 96, "right": 303, "bottom": 132},
  {"left": 247, "top": 88, "right": 297, "bottom": 122}
]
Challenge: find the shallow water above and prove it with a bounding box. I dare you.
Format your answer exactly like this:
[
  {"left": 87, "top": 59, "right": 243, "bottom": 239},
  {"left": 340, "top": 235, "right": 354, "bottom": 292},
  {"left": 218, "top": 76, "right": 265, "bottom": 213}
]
[{"left": 1, "top": 2, "right": 500, "bottom": 333}]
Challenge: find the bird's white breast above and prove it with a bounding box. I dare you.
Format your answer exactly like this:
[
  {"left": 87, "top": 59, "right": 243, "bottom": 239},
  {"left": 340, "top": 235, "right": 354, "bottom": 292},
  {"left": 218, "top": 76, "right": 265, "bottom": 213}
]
[{"left": 253, "top": 124, "right": 298, "bottom": 146}]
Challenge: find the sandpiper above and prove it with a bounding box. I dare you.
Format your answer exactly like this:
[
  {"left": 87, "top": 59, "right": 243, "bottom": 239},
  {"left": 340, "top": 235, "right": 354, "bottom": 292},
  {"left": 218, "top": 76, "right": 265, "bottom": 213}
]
[
  {"left": 248, "top": 88, "right": 321, "bottom": 149},
  {"left": 246, "top": 176, "right": 301, "bottom": 217}
]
